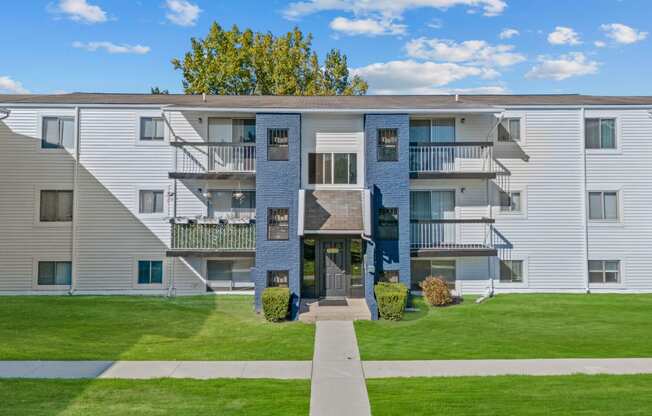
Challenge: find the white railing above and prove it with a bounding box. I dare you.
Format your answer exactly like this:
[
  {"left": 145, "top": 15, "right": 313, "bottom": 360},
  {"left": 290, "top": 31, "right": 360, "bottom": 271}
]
[
  {"left": 173, "top": 143, "right": 256, "bottom": 174},
  {"left": 409, "top": 142, "right": 493, "bottom": 173},
  {"left": 410, "top": 220, "right": 494, "bottom": 250},
  {"left": 171, "top": 222, "right": 255, "bottom": 250}
]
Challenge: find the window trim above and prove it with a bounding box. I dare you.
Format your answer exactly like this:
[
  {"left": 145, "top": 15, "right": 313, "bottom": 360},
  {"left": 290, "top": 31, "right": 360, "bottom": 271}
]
[
  {"left": 38, "top": 112, "right": 76, "bottom": 153},
  {"left": 498, "top": 259, "right": 526, "bottom": 284},
  {"left": 267, "top": 128, "right": 289, "bottom": 161},
  {"left": 308, "top": 152, "right": 358, "bottom": 185},
  {"left": 498, "top": 188, "right": 526, "bottom": 218},
  {"left": 585, "top": 117, "right": 618, "bottom": 151},
  {"left": 497, "top": 117, "right": 522, "bottom": 143},
  {"left": 587, "top": 190, "right": 621, "bottom": 223},
  {"left": 135, "top": 114, "right": 168, "bottom": 146},
  {"left": 495, "top": 257, "right": 528, "bottom": 287},
  {"left": 139, "top": 116, "right": 166, "bottom": 141},
  {"left": 267, "top": 270, "right": 290, "bottom": 288},
  {"left": 377, "top": 128, "right": 399, "bottom": 162},
  {"left": 588, "top": 259, "right": 622, "bottom": 286},
  {"left": 267, "top": 207, "right": 290, "bottom": 241},
  {"left": 137, "top": 189, "right": 166, "bottom": 216},
  {"left": 34, "top": 186, "right": 73, "bottom": 226},
  {"left": 32, "top": 257, "right": 73, "bottom": 290},
  {"left": 132, "top": 257, "right": 166, "bottom": 289},
  {"left": 377, "top": 207, "right": 399, "bottom": 241}
]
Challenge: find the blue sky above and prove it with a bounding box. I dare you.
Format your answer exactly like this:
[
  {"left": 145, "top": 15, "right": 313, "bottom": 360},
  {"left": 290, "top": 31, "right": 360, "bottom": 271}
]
[{"left": 0, "top": 0, "right": 650, "bottom": 95}]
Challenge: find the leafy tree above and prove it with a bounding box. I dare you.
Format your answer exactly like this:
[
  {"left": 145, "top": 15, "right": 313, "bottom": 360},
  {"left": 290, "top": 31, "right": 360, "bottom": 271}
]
[
  {"left": 172, "top": 23, "right": 367, "bottom": 96},
  {"left": 150, "top": 87, "right": 169, "bottom": 94}
]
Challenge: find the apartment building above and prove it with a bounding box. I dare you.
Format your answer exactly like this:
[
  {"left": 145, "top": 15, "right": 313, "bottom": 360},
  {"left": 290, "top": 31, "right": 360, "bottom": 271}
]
[{"left": 1, "top": 93, "right": 651, "bottom": 319}]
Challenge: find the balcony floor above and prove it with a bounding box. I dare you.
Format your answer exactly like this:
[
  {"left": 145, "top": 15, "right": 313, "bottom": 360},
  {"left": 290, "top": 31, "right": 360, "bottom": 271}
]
[
  {"left": 411, "top": 247, "right": 497, "bottom": 257},
  {"left": 166, "top": 249, "right": 255, "bottom": 258},
  {"left": 169, "top": 172, "right": 255, "bottom": 180},
  {"left": 410, "top": 172, "right": 496, "bottom": 180}
]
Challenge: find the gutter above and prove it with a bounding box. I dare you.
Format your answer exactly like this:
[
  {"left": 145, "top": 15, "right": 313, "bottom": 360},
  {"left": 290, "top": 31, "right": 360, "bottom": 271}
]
[
  {"left": 70, "top": 106, "right": 81, "bottom": 294},
  {"left": 580, "top": 107, "right": 590, "bottom": 294}
]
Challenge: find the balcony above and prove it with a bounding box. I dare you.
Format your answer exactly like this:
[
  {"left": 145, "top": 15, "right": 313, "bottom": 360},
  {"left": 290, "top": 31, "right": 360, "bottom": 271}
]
[
  {"left": 167, "top": 221, "right": 256, "bottom": 257},
  {"left": 409, "top": 142, "right": 495, "bottom": 179},
  {"left": 410, "top": 219, "right": 497, "bottom": 257},
  {"left": 170, "top": 142, "right": 256, "bottom": 180}
]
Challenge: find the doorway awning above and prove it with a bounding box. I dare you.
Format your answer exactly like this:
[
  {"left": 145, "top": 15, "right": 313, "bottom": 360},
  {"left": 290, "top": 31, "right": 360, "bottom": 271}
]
[{"left": 298, "top": 189, "right": 371, "bottom": 235}]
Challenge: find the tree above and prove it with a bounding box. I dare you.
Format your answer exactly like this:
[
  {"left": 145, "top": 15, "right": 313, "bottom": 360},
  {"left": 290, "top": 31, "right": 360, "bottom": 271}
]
[
  {"left": 150, "top": 87, "right": 169, "bottom": 94},
  {"left": 172, "top": 23, "right": 367, "bottom": 96}
]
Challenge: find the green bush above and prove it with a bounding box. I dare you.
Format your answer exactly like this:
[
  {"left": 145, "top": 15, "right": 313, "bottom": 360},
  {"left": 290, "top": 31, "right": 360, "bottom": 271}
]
[
  {"left": 374, "top": 282, "right": 409, "bottom": 321},
  {"left": 420, "top": 276, "right": 453, "bottom": 307},
  {"left": 262, "top": 287, "right": 290, "bottom": 322}
]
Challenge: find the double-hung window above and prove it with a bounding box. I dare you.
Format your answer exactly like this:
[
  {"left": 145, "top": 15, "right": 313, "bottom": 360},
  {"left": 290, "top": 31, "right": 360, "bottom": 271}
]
[
  {"left": 42, "top": 116, "right": 74, "bottom": 149},
  {"left": 588, "top": 191, "right": 619, "bottom": 221},
  {"left": 378, "top": 207, "right": 399, "bottom": 240},
  {"left": 267, "top": 270, "right": 289, "bottom": 287},
  {"left": 40, "top": 190, "right": 73, "bottom": 222},
  {"left": 138, "top": 260, "right": 163, "bottom": 285},
  {"left": 268, "top": 128, "right": 289, "bottom": 160},
  {"left": 499, "top": 191, "right": 522, "bottom": 213},
  {"left": 140, "top": 117, "right": 165, "bottom": 141},
  {"left": 139, "top": 190, "right": 164, "bottom": 214},
  {"left": 377, "top": 128, "right": 398, "bottom": 161},
  {"left": 500, "top": 260, "right": 524, "bottom": 283},
  {"left": 268, "top": 208, "right": 289, "bottom": 240},
  {"left": 308, "top": 153, "right": 357, "bottom": 185},
  {"left": 585, "top": 118, "right": 616, "bottom": 149},
  {"left": 589, "top": 260, "right": 620, "bottom": 284},
  {"left": 37, "top": 261, "right": 72, "bottom": 286},
  {"left": 498, "top": 118, "right": 521, "bottom": 142}
]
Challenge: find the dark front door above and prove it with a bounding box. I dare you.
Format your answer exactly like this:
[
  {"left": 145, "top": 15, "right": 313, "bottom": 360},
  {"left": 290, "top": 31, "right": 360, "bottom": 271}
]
[{"left": 323, "top": 240, "right": 347, "bottom": 298}]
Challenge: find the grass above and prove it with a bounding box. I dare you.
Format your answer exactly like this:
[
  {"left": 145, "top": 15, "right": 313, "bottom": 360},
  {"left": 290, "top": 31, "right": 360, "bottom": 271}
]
[
  {"left": 0, "top": 296, "right": 314, "bottom": 360},
  {"left": 0, "top": 378, "right": 310, "bottom": 416},
  {"left": 366, "top": 375, "right": 652, "bottom": 415},
  {"left": 356, "top": 294, "right": 652, "bottom": 360}
]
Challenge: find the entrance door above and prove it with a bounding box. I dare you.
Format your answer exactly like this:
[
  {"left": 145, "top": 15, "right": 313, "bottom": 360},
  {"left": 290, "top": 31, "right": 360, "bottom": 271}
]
[{"left": 323, "top": 240, "right": 347, "bottom": 298}]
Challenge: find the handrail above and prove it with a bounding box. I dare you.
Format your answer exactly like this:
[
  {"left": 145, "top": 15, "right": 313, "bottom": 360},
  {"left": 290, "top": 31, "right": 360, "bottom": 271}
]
[
  {"left": 409, "top": 141, "right": 493, "bottom": 147},
  {"left": 410, "top": 218, "right": 495, "bottom": 224},
  {"left": 171, "top": 222, "right": 255, "bottom": 250},
  {"left": 171, "top": 141, "right": 256, "bottom": 147}
]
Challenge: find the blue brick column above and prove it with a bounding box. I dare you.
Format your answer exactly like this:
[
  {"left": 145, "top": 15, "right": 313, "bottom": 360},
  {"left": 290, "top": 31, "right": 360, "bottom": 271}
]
[
  {"left": 364, "top": 114, "right": 411, "bottom": 319},
  {"left": 254, "top": 114, "right": 302, "bottom": 320}
]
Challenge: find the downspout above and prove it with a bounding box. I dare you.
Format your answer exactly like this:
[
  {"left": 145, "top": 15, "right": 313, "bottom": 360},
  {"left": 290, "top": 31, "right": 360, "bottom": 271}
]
[
  {"left": 163, "top": 107, "right": 176, "bottom": 297},
  {"left": 580, "top": 107, "right": 590, "bottom": 293},
  {"left": 70, "top": 106, "right": 81, "bottom": 294}
]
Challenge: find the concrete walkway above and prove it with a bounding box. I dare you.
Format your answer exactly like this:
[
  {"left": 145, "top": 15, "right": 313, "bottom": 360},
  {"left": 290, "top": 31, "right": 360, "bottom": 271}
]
[
  {"left": 363, "top": 358, "right": 652, "bottom": 378},
  {"left": 0, "top": 361, "right": 312, "bottom": 379},
  {"left": 310, "top": 321, "right": 371, "bottom": 416}
]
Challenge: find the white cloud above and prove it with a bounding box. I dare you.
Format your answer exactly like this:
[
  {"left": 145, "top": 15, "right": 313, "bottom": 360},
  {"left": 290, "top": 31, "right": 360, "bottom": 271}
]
[
  {"left": 600, "top": 23, "right": 648, "bottom": 44},
  {"left": 525, "top": 53, "right": 598, "bottom": 81},
  {"left": 499, "top": 28, "right": 519, "bottom": 39},
  {"left": 428, "top": 18, "right": 443, "bottom": 29},
  {"left": 72, "top": 41, "right": 151, "bottom": 54},
  {"left": 352, "top": 60, "right": 500, "bottom": 94},
  {"left": 52, "top": 0, "right": 107, "bottom": 23},
  {"left": 284, "top": 0, "right": 507, "bottom": 19},
  {"left": 165, "top": 0, "right": 201, "bottom": 26},
  {"left": 594, "top": 40, "right": 606, "bottom": 48},
  {"left": 0, "top": 76, "right": 29, "bottom": 94},
  {"left": 329, "top": 17, "right": 406, "bottom": 36},
  {"left": 405, "top": 38, "right": 526, "bottom": 67},
  {"left": 547, "top": 26, "right": 581, "bottom": 45}
]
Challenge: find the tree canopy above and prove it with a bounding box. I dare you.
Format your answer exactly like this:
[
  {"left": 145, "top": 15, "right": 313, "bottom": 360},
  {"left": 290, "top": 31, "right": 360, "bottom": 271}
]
[{"left": 172, "top": 23, "right": 368, "bottom": 96}]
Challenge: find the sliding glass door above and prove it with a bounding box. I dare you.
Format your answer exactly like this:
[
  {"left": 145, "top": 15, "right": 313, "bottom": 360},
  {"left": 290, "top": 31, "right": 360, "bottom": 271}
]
[{"left": 410, "top": 190, "right": 456, "bottom": 247}]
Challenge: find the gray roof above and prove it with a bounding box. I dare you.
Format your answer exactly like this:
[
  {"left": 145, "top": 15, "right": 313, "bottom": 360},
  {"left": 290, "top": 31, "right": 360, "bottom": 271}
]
[{"left": 1, "top": 93, "right": 652, "bottom": 108}]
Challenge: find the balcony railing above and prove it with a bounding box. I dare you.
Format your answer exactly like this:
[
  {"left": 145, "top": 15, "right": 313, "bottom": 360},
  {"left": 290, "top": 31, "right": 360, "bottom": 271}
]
[
  {"left": 409, "top": 142, "right": 493, "bottom": 174},
  {"left": 171, "top": 222, "right": 255, "bottom": 250},
  {"left": 172, "top": 142, "right": 256, "bottom": 175},
  {"left": 410, "top": 219, "right": 494, "bottom": 250}
]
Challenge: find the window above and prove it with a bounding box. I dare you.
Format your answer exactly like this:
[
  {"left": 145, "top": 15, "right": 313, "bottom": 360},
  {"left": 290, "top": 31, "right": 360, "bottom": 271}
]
[
  {"left": 378, "top": 207, "right": 399, "bottom": 240},
  {"left": 140, "top": 117, "right": 165, "bottom": 141},
  {"left": 589, "top": 260, "right": 620, "bottom": 284},
  {"left": 139, "top": 190, "right": 164, "bottom": 214},
  {"left": 411, "top": 260, "right": 455, "bottom": 291},
  {"left": 42, "top": 116, "right": 74, "bottom": 149},
  {"left": 268, "top": 208, "right": 289, "bottom": 240},
  {"left": 499, "top": 191, "right": 522, "bottom": 213},
  {"left": 302, "top": 239, "right": 317, "bottom": 298},
  {"left": 37, "top": 261, "right": 71, "bottom": 286},
  {"left": 40, "top": 190, "right": 73, "bottom": 222},
  {"left": 232, "top": 119, "right": 256, "bottom": 143},
  {"left": 308, "top": 153, "right": 357, "bottom": 185},
  {"left": 379, "top": 270, "right": 400, "bottom": 283},
  {"left": 498, "top": 118, "right": 521, "bottom": 142},
  {"left": 586, "top": 118, "right": 616, "bottom": 149},
  {"left": 409, "top": 119, "right": 431, "bottom": 143},
  {"left": 500, "top": 260, "right": 524, "bottom": 283},
  {"left": 377, "top": 128, "right": 398, "bottom": 161},
  {"left": 138, "top": 260, "right": 163, "bottom": 284},
  {"left": 268, "top": 128, "right": 289, "bottom": 160},
  {"left": 589, "top": 191, "right": 619, "bottom": 220},
  {"left": 268, "top": 270, "right": 289, "bottom": 287}
]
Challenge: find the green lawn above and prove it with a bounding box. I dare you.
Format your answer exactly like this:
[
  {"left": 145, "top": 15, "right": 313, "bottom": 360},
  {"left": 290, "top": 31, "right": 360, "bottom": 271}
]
[
  {"left": 356, "top": 294, "right": 652, "bottom": 360},
  {"left": 0, "top": 379, "right": 310, "bottom": 416},
  {"left": 0, "top": 296, "right": 314, "bottom": 360},
  {"left": 367, "top": 375, "right": 652, "bottom": 415}
]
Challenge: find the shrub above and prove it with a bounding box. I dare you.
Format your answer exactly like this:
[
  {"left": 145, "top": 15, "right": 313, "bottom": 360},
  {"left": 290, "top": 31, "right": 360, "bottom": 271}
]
[
  {"left": 420, "top": 276, "right": 453, "bottom": 307},
  {"left": 262, "top": 287, "right": 290, "bottom": 322},
  {"left": 374, "top": 282, "right": 409, "bottom": 321}
]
